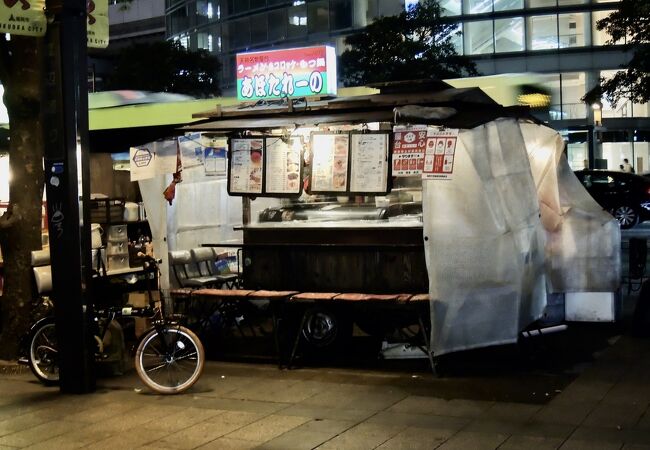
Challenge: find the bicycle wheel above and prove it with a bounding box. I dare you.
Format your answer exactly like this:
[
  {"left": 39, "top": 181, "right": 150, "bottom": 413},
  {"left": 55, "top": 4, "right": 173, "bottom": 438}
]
[
  {"left": 28, "top": 318, "right": 60, "bottom": 386},
  {"left": 135, "top": 324, "right": 204, "bottom": 394}
]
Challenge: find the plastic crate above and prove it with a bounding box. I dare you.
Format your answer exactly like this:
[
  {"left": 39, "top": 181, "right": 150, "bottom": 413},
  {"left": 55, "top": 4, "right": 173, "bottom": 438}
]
[{"left": 89, "top": 198, "right": 125, "bottom": 224}]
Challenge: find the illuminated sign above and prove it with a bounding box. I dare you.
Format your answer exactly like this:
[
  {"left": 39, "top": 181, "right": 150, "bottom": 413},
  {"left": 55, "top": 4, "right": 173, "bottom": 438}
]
[
  {"left": 236, "top": 45, "right": 337, "bottom": 101},
  {"left": 87, "top": 0, "right": 109, "bottom": 49}
]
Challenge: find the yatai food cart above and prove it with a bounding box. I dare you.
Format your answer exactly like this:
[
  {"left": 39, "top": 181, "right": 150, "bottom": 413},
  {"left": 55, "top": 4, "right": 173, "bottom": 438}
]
[{"left": 175, "top": 77, "right": 620, "bottom": 360}]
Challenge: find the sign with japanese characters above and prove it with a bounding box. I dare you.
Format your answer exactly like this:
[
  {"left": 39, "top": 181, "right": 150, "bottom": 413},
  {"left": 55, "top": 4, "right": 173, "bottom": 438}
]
[
  {"left": 0, "top": 0, "right": 46, "bottom": 37},
  {"left": 392, "top": 125, "right": 426, "bottom": 176},
  {"left": 236, "top": 46, "right": 337, "bottom": 101},
  {"left": 422, "top": 128, "right": 459, "bottom": 180},
  {"left": 228, "top": 138, "right": 264, "bottom": 195},
  {"left": 310, "top": 133, "right": 349, "bottom": 193},
  {"left": 265, "top": 137, "right": 302, "bottom": 195},
  {"left": 349, "top": 132, "right": 390, "bottom": 194},
  {"left": 87, "top": 0, "right": 109, "bottom": 49}
]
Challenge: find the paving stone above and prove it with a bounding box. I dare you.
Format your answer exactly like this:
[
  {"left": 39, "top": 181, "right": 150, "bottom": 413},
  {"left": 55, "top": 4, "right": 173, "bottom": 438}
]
[
  {"left": 0, "top": 420, "right": 83, "bottom": 447},
  {"left": 257, "top": 430, "right": 338, "bottom": 450},
  {"left": 375, "top": 426, "right": 456, "bottom": 450},
  {"left": 498, "top": 435, "right": 564, "bottom": 450},
  {"left": 583, "top": 400, "right": 648, "bottom": 429},
  {"left": 433, "top": 430, "right": 508, "bottom": 450},
  {"left": 315, "top": 422, "right": 405, "bottom": 450},
  {"left": 479, "top": 402, "right": 542, "bottom": 422},
  {"left": 23, "top": 425, "right": 114, "bottom": 450},
  {"left": 510, "top": 421, "right": 576, "bottom": 439},
  {"left": 63, "top": 400, "right": 141, "bottom": 424},
  {"left": 226, "top": 414, "right": 311, "bottom": 442},
  {"left": 531, "top": 401, "right": 597, "bottom": 426},
  {"left": 139, "top": 406, "right": 225, "bottom": 432},
  {"left": 388, "top": 396, "right": 493, "bottom": 417},
  {"left": 153, "top": 419, "right": 250, "bottom": 449},
  {"left": 279, "top": 404, "right": 375, "bottom": 422},
  {"left": 196, "top": 437, "right": 259, "bottom": 449},
  {"left": 571, "top": 425, "right": 650, "bottom": 446},
  {"left": 368, "top": 411, "right": 470, "bottom": 430},
  {"left": 84, "top": 427, "right": 171, "bottom": 450},
  {"left": 559, "top": 438, "right": 624, "bottom": 450}
]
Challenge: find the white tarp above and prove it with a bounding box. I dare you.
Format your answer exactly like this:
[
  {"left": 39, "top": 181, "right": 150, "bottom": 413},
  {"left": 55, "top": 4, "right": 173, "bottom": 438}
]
[{"left": 422, "top": 117, "right": 620, "bottom": 356}]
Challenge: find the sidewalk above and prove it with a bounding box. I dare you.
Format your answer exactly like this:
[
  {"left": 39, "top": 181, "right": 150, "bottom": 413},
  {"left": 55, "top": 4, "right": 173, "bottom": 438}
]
[{"left": 0, "top": 334, "right": 648, "bottom": 449}]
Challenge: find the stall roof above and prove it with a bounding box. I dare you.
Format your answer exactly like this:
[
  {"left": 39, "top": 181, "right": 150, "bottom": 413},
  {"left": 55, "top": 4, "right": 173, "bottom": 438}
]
[{"left": 186, "top": 82, "right": 531, "bottom": 131}]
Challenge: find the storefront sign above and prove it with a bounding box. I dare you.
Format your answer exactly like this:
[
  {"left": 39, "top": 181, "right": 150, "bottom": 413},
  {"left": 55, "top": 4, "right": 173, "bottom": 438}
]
[
  {"left": 0, "top": 0, "right": 46, "bottom": 37},
  {"left": 87, "top": 0, "right": 109, "bottom": 49},
  {"left": 392, "top": 125, "right": 426, "bottom": 176},
  {"left": 130, "top": 147, "right": 155, "bottom": 181},
  {"left": 422, "top": 128, "right": 459, "bottom": 180},
  {"left": 236, "top": 46, "right": 337, "bottom": 101}
]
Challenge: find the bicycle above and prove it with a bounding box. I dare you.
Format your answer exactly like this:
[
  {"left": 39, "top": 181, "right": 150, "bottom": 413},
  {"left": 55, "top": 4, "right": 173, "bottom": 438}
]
[{"left": 27, "top": 255, "right": 205, "bottom": 394}]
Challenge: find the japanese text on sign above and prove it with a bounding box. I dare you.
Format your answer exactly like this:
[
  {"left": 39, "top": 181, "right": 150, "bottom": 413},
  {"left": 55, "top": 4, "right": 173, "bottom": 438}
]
[
  {"left": 392, "top": 125, "right": 427, "bottom": 176},
  {"left": 422, "top": 128, "right": 459, "bottom": 181},
  {"left": 236, "top": 46, "right": 337, "bottom": 101}
]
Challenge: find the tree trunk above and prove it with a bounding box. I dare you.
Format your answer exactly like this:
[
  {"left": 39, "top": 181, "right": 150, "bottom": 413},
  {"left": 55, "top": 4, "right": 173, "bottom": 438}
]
[{"left": 0, "top": 36, "right": 45, "bottom": 359}]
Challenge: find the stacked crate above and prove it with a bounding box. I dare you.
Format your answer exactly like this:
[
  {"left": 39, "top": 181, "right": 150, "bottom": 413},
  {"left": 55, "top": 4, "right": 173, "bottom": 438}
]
[{"left": 106, "top": 224, "right": 129, "bottom": 272}]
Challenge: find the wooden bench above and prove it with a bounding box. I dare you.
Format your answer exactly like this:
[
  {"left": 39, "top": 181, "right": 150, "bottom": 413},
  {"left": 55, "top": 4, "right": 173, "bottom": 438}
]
[{"left": 169, "top": 288, "right": 431, "bottom": 371}]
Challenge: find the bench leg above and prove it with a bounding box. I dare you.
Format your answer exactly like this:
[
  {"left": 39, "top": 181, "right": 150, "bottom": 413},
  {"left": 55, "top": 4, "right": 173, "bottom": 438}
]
[
  {"left": 288, "top": 309, "right": 308, "bottom": 370},
  {"left": 417, "top": 314, "right": 436, "bottom": 376}
]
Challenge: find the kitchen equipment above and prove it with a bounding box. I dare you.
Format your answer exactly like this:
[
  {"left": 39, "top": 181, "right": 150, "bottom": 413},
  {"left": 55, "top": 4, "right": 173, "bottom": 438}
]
[{"left": 124, "top": 202, "right": 139, "bottom": 222}]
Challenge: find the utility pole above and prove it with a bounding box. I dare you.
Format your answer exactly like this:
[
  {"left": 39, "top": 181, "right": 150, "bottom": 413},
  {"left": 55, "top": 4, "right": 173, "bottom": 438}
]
[{"left": 43, "top": 0, "right": 95, "bottom": 393}]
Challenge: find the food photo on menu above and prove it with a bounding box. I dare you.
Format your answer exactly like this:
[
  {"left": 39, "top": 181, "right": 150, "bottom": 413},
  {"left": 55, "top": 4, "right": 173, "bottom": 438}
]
[{"left": 248, "top": 140, "right": 263, "bottom": 190}]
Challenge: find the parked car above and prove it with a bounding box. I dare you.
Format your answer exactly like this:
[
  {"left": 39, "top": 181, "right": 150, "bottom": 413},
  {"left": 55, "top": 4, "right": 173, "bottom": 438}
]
[{"left": 573, "top": 169, "right": 650, "bottom": 229}]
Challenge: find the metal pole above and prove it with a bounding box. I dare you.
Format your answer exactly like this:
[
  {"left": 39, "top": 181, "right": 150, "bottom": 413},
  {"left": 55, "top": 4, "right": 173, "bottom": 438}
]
[{"left": 43, "top": 0, "right": 95, "bottom": 393}]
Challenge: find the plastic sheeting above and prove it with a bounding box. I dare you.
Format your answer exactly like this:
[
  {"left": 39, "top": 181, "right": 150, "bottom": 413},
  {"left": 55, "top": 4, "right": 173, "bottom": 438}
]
[
  {"left": 422, "top": 118, "right": 620, "bottom": 356},
  {"left": 520, "top": 122, "right": 621, "bottom": 292}
]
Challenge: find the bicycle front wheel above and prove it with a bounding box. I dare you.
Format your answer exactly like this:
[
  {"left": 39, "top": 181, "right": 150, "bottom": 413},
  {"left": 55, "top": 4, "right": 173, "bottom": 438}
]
[{"left": 135, "top": 324, "right": 204, "bottom": 394}]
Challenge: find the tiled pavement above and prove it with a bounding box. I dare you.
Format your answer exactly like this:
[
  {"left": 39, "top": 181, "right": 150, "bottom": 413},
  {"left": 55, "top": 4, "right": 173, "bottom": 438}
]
[{"left": 0, "top": 335, "right": 649, "bottom": 449}]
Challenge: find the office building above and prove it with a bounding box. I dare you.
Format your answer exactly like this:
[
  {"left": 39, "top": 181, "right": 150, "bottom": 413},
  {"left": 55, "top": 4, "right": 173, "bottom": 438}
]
[{"left": 165, "top": 0, "right": 649, "bottom": 171}]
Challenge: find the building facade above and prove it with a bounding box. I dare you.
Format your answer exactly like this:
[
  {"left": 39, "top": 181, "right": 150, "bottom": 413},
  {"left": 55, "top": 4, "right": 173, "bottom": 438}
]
[{"left": 165, "top": 0, "right": 650, "bottom": 172}]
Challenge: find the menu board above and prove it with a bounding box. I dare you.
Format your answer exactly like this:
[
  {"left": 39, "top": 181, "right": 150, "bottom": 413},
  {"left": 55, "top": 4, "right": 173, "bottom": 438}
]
[
  {"left": 349, "top": 133, "right": 390, "bottom": 194},
  {"left": 265, "top": 137, "right": 302, "bottom": 195},
  {"left": 392, "top": 125, "right": 427, "bottom": 176},
  {"left": 310, "top": 133, "right": 349, "bottom": 193},
  {"left": 228, "top": 138, "right": 264, "bottom": 194}
]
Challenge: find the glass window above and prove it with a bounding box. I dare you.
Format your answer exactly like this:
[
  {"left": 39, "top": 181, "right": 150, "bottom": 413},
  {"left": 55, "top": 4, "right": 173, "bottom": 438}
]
[
  {"left": 439, "top": 0, "right": 461, "bottom": 16},
  {"left": 308, "top": 1, "right": 329, "bottom": 33},
  {"left": 495, "top": 17, "right": 524, "bottom": 52},
  {"left": 494, "top": 0, "right": 522, "bottom": 11},
  {"left": 528, "top": 15, "right": 558, "bottom": 50},
  {"left": 196, "top": 0, "right": 219, "bottom": 24},
  {"left": 226, "top": 18, "right": 251, "bottom": 50},
  {"left": 233, "top": 0, "right": 250, "bottom": 14},
  {"left": 196, "top": 25, "right": 221, "bottom": 53},
  {"left": 600, "top": 70, "right": 633, "bottom": 118},
  {"left": 592, "top": 10, "right": 621, "bottom": 45},
  {"left": 464, "top": 20, "right": 494, "bottom": 54},
  {"left": 526, "top": 0, "right": 555, "bottom": 7},
  {"left": 377, "top": 0, "right": 403, "bottom": 17},
  {"left": 268, "top": 9, "right": 288, "bottom": 41},
  {"left": 558, "top": 0, "right": 587, "bottom": 4},
  {"left": 250, "top": 0, "right": 267, "bottom": 8},
  {"left": 250, "top": 13, "right": 268, "bottom": 44},
  {"left": 450, "top": 23, "right": 463, "bottom": 54},
  {"left": 561, "top": 72, "right": 586, "bottom": 119},
  {"left": 559, "top": 13, "right": 587, "bottom": 48},
  {"left": 330, "top": 0, "right": 353, "bottom": 30},
  {"left": 169, "top": 6, "right": 190, "bottom": 35},
  {"left": 287, "top": 4, "right": 307, "bottom": 38},
  {"left": 465, "top": 0, "right": 492, "bottom": 14}
]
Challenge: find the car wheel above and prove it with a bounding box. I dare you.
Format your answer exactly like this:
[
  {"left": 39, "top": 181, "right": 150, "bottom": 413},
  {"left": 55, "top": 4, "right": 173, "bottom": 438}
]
[{"left": 611, "top": 205, "right": 640, "bottom": 229}]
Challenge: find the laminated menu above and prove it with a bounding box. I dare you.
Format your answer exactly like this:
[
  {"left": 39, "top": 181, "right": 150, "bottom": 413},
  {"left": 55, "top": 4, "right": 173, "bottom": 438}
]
[
  {"left": 392, "top": 125, "right": 426, "bottom": 176},
  {"left": 350, "top": 133, "right": 389, "bottom": 193},
  {"left": 265, "top": 137, "right": 302, "bottom": 194},
  {"left": 229, "top": 138, "right": 264, "bottom": 194},
  {"left": 310, "top": 133, "right": 349, "bottom": 192}
]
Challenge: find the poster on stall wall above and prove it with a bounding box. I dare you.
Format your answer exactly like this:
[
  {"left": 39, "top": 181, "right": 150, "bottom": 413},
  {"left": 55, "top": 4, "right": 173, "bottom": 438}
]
[
  {"left": 178, "top": 133, "right": 203, "bottom": 168},
  {"left": 422, "top": 128, "right": 459, "bottom": 180},
  {"left": 204, "top": 139, "right": 227, "bottom": 176},
  {"left": 265, "top": 137, "right": 302, "bottom": 195},
  {"left": 0, "top": 0, "right": 46, "bottom": 37},
  {"left": 130, "top": 147, "right": 156, "bottom": 181},
  {"left": 154, "top": 140, "right": 179, "bottom": 175},
  {"left": 392, "top": 125, "right": 426, "bottom": 176},
  {"left": 87, "top": 0, "right": 109, "bottom": 49},
  {"left": 350, "top": 133, "right": 390, "bottom": 193},
  {"left": 228, "top": 138, "right": 264, "bottom": 195},
  {"left": 310, "top": 133, "right": 349, "bottom": 193}
]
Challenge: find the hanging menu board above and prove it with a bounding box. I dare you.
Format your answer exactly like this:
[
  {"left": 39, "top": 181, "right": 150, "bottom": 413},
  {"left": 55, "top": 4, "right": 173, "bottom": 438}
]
[
  {"left": 309, "top": 133, "right": 350, "bottom": 193},
  {"left": 265, "top": 137, "right": 302, "bottom": 196},
  {"left": 392, "top": 125, "right": 427, "bottom": 176},
  {"left": 228, "top": 138, "right": 264, "bottom": 195},
  {"left": 349, "top": 132, "right": 390, "bottom": 194}
]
